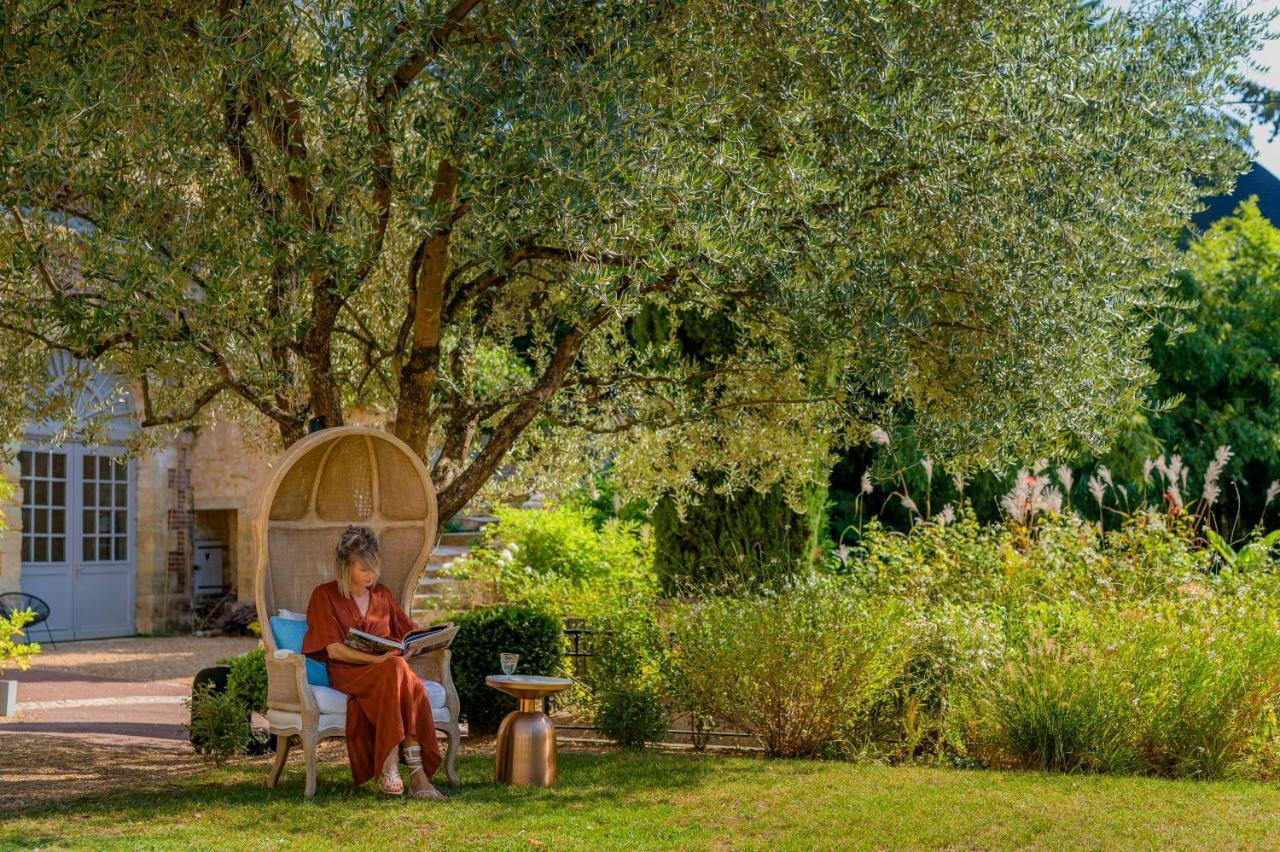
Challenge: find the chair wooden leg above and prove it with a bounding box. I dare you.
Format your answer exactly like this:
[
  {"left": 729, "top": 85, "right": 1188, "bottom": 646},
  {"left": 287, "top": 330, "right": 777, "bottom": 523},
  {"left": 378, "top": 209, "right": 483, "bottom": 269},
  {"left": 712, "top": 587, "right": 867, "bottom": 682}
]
[
  {"left": 303, "top": 733, "right": 319, "bottom": 799},
  {"left": 267, "top": 735, "right": 292, "bottom": 788},
  {"left": 445, "top": 727, "right": 460, "bottom": 787}
]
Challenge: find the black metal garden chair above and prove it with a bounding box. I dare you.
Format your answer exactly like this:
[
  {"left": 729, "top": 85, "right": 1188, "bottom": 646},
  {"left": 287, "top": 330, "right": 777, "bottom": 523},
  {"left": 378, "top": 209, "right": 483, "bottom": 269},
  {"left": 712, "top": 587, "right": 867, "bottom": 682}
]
[{"left": 0, "top": 592, "right": 56, "bottom": 650}]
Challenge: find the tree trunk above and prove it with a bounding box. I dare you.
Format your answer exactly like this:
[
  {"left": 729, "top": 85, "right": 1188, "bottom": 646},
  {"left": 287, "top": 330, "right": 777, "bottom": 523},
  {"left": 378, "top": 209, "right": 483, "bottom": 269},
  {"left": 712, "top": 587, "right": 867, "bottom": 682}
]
[{"left": 394, "top": 159, "right": 460, "bottom": 457}]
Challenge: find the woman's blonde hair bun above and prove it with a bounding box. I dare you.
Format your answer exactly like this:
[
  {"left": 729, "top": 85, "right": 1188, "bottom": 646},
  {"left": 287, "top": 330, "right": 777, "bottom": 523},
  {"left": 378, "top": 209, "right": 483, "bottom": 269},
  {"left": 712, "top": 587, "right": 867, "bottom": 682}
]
[{"left": 335, "top": 524, "right": 381, "bottom": 596}]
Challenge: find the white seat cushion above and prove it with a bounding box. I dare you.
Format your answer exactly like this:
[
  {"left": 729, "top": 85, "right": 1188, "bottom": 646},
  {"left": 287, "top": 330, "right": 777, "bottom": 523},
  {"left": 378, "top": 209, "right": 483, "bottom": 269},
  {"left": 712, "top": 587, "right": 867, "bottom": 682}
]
[
  {"left": 300, "top": 679, "right": 449, "bottom": 720},
  {"left": 266, "top": 709, "right": 347, "bottom": 734},
  {"left": 311, "top": 685, "right": 350, "bottom": 715}
]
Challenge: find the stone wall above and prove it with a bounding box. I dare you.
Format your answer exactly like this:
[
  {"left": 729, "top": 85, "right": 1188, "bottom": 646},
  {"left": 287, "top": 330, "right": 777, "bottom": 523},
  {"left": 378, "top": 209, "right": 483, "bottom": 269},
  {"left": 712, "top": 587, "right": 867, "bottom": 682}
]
[
  {"left": 133, "top": 438, "right": 195, "bottom": 634},
  {"left": 189, "top": 418, "right": 276, "bottom": 602},
  {"left": 0, "top": 455, "right": 22, "bottom": 596}
]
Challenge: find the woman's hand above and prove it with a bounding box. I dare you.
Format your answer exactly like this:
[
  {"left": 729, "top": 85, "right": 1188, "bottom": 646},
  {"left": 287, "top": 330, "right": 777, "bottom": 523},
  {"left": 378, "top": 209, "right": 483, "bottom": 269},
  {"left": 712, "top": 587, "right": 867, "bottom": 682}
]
[{"left": 326, "top": 641, "right": 393, "bottom": 666}]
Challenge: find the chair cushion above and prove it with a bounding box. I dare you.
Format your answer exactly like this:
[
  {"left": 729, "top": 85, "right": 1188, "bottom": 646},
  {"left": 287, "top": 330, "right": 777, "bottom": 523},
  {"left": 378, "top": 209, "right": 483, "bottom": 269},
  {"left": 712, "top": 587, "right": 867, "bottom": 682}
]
[
  {"left": 311, "top": 684, "right": 350, "bottom": 715},
  {"left": 266, "top": 707, "right": 450, "bottom": 732},
  {"left": 269, "top": 616, "right": 330, "bottom": 688},
  {"left": 422, "top": 679, "right": 447, "bottom": 709},
  {"left": 309, "top": 679, "right": 447, "bottom": 715}
]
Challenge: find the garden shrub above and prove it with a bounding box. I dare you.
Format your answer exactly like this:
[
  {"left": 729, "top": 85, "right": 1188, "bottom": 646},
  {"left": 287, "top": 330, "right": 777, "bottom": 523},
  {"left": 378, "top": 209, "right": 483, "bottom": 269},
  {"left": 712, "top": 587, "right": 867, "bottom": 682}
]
[
  {"left": 0, "top": 608, "right": 40, "bottom": 675},
  {"left": 579, "top": 612, "right": 669, "bottom": 749},
  {"left": 1107, "top": 603, "right": 1280, "bottom": 779},
  {"left": 451, "top": 605, "right": 563, "bottom": 734},
  {"left": 868, "top": 602, "right": 1005, "bottom": 763},
  {"left": 668, "top": 579, "right": 909, "bottom": 758},
  {"left": 848, "top": 510, "right": 1213, "bottom": 610},
  {"left": 595, "top": 684, "right": 668, "bottom": 749},
  {"left": 222, "top": 647, "right": 268, "bottom": 715},
  {"left": 452, "top": 503, "right": 656, "bottom": 619},
  {"left": 186, "top": 683, "right": 251, "bottom": 763},
  {"left": 652, "top": 475, "right": 828, "bottom": 594}
]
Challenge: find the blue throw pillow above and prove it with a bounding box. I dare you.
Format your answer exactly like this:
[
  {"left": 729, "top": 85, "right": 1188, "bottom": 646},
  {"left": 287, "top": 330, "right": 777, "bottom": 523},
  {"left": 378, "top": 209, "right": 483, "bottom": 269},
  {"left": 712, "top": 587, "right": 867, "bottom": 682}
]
[{"left": 269, "top": 616, "right": 330, "bottom": 688}]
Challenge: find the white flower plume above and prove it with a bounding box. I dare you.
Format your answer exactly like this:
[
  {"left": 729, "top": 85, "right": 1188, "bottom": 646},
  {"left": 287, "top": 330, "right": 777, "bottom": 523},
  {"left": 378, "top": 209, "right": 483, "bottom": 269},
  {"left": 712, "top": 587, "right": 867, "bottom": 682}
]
[{"left": 1088, "top": 475, "right": 1106, "bottom": 506}]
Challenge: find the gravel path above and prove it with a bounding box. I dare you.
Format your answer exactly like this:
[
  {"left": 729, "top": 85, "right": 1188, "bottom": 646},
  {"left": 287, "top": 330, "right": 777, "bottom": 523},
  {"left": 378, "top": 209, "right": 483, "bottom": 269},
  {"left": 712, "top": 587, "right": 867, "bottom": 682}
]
[{"left": 19, "top": 635, "right": 260, "bottom": 687}]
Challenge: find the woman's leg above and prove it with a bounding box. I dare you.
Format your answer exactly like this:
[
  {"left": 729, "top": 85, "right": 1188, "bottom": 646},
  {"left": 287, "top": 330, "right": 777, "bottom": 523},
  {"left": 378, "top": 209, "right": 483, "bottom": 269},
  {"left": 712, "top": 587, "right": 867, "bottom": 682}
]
[
  {"left": 402, "top": 735, "right": 445, "bottom": 800},
  {"left": 380, "top": 745, "right": 403, "bottom": 794}
]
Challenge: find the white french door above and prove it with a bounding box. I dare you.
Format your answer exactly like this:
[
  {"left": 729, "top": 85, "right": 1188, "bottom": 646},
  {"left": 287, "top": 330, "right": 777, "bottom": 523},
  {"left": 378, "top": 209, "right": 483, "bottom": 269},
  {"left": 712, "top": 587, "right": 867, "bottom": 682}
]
[{"left": 18, "top": 444, "right": 135, "bottom": 640}]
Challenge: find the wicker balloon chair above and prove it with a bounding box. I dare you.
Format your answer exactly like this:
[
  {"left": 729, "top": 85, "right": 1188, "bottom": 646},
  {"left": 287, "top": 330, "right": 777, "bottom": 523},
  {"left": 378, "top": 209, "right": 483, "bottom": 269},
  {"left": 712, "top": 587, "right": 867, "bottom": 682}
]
[{"left": 253, "top": 426, "right": 461, "bottom": 797}]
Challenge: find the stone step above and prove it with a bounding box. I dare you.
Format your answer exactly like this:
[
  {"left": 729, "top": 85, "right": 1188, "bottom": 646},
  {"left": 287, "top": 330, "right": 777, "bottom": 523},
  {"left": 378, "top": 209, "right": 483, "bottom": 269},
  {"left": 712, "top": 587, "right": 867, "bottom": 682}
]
[
  {"left": 428, "top": 545, "right": 471, "bottom": 562},
  {"left": 439, "top": 530, "right": 481, "bottom": 547},
  {"left": 448, "top": 514, "right": 497, "bottom": 532},
  {"left": 412, "top": 580, "right": 485, "bottom": 613}
]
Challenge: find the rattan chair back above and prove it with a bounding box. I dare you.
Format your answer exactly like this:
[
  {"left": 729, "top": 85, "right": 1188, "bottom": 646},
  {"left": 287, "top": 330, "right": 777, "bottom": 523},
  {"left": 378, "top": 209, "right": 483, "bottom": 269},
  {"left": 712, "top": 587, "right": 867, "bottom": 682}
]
[{"left": 253, "top": 426, "right": 438, "bottom": 651}]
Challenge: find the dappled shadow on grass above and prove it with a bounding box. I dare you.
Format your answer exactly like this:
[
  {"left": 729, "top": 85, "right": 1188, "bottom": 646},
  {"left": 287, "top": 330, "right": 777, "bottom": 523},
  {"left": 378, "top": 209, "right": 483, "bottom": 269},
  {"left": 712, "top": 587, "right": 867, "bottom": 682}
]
[{"left": 2, "top": 749, "right": 722, "bottom": 827}]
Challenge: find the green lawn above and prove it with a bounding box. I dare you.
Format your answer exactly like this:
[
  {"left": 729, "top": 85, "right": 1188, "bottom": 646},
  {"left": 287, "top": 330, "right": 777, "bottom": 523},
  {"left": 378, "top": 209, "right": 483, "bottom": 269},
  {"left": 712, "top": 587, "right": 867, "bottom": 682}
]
[{"left": 6, "top": 751, "right": 1280, "bottom": 850}]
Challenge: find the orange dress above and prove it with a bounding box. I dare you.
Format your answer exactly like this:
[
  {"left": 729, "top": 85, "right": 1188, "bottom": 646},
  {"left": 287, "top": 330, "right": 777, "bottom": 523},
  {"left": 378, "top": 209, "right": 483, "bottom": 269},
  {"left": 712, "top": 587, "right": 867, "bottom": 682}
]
[{"left": 301, "top": 580, "right": 442, "bottom": 786}]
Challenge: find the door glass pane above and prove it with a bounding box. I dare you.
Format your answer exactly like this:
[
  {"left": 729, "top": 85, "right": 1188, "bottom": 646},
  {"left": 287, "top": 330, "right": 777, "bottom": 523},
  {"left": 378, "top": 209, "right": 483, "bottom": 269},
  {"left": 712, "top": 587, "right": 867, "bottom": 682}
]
[
  {"left": 35, "top": 453, "right": 47, "bottom": 477},
  {"left": 52, "top": 481, "right": 65, "bottom": 505},
  {"left": 84, "top": 510, "right": 96, "bottom": 534},
  {"left": 83, "top": 482, "right": 96, "bottom": 506},
  {"left": 51, "top": 510, "right": 65, "bottom": 535},
  {"left": 83, "top": 538, "right": 94, "bottom": 561},
  {"left": 98, "top": 456, "right": 111, "bottom": 478},
  {"left": 98, "top": 510, "right": 112, "bottom": 534},
  {"left": 34, "top": 481, "right": 48, "bottom": 505},
  {"left": 21, "top": 538, "right": 31, "bottom": 562},
  {"left": 34, "top": 511, "right": 48, "bottom": 534},
  {"left": 114, "top": 510, "right": 126, "bottom": 534},
  {"left": 114, "top": 537, "right": 127, "bottom": 561},
  {"left": 83, "top": 455, "right": 95, "bottom": 479},
  {"left": 114, "top": 484, "right": 127, "bottom": 505},
  {"left": 99, "top": 483, "right": 112, "bottom": 506},
  {"left": 51, "top": 538, "right": 65, "bottom": 562},
  {"left": 52, "top": 453, "right": 65, "bottom": 478},
  {"left": 34, "top": 538, "right": 47, "bottom": 562},
  {"left": 98, "top": 537, "right": 112, "bottom": 561}
]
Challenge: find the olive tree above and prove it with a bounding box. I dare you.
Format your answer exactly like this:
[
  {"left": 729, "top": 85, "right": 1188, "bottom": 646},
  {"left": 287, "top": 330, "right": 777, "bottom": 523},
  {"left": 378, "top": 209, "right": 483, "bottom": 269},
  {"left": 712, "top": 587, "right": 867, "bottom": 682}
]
[{"left": 0, "top": 0, "right": 1263, "bottom": 518}]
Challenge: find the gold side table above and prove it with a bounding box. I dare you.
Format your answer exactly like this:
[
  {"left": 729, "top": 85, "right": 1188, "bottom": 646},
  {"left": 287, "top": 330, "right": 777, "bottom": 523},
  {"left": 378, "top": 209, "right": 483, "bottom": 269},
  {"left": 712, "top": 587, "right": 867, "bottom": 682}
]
[{"left": 487, "top": 675, "right": 573, "bottom": 787}]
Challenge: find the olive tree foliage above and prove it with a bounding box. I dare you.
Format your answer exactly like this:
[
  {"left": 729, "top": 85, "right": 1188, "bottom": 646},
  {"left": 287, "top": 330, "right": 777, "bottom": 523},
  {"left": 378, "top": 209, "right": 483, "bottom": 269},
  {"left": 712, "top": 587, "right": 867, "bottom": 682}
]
[{"left": 0, "top": 0, "right": 1263, "bottom": 519}]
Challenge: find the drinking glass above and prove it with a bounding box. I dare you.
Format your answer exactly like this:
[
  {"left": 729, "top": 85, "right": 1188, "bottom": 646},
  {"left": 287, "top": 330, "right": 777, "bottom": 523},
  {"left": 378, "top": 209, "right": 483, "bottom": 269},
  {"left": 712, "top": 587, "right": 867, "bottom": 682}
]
[{"left": 500, "top": 653, "right": 519, "bottom": 675}]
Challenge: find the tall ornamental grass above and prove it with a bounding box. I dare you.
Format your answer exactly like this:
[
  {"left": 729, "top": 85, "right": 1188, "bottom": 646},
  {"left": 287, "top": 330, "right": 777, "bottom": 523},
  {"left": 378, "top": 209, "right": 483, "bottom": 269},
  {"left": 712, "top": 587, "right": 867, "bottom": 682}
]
[{"left": 983, "top": 603, "right": 1280, "bottom": 779}]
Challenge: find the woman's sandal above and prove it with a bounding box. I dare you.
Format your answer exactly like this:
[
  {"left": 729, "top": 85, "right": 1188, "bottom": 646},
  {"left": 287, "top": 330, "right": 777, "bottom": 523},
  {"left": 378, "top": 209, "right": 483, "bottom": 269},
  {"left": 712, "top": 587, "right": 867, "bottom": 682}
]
[
  {"left": 403, "top": 744, "right": 446, "bottom": 801},
  {"left": 379, "top": 751, "right": 404, "bottom": 796}
]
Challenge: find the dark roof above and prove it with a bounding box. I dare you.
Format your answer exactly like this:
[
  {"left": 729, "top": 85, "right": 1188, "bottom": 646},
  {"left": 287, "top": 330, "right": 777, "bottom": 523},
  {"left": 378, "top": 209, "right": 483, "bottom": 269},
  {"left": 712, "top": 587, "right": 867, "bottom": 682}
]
[{"left": 1192, "top": 162, "right": 1280, "bottom": 232}]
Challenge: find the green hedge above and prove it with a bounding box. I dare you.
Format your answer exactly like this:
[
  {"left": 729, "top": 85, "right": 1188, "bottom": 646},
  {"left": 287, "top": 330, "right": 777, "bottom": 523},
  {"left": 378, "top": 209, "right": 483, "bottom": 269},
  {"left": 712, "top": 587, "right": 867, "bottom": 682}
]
[
  {"left": 652, "top": 478, "right": 828, "bottom": 593},
  {"left": 451, "top": 605, "right": 563, "bottom": 734}
]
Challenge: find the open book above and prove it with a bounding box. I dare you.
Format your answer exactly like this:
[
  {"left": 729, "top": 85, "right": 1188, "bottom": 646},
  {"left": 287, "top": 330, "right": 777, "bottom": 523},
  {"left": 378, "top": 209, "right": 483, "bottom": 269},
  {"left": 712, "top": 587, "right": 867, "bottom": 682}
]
[{"left": 344, "top": 622, "right": 456, "bottom": 656}]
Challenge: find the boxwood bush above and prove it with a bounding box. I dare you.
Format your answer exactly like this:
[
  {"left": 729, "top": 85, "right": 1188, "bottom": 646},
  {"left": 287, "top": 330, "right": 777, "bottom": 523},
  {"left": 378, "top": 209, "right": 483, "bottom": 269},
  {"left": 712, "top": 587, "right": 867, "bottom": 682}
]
[{"left": 451, "top": 605, "right": 563, "bottom": 734}]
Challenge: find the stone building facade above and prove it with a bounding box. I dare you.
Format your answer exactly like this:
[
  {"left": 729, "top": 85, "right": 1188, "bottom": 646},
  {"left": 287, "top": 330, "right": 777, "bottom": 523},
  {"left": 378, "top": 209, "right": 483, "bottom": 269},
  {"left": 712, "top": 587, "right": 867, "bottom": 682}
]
[
  {"left": 0, "top": 359, "right": 397, "bottom": 639},
  {"left": 0, "top": 356, "right": 282, "bottom": 639}
]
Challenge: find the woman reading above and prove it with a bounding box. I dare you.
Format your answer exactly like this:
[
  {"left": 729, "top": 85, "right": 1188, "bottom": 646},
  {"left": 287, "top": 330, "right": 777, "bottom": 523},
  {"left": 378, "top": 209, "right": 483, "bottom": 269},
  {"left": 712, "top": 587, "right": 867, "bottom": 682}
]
[{"left": 301, "top": 524, "right": 445, "bottom": 799}]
